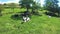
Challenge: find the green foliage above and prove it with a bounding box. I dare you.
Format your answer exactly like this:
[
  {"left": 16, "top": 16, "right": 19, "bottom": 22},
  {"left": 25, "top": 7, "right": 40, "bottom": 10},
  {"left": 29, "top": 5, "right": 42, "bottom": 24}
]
[
  {"left": 0, "top": 4, "right": 4, "bottom": 12},
  {"left": 19, "top": 0, "right": 33, "bottom": 8},
  {"left": 44, "top": 0, "right": 60, "bottom": 16},
  {"left": 31, "top": 2, "right": 41, "bottom": 10},
  {"left": 0, "top": 4, "right": 4, "bottom": 16},
  {"left": 19, "top": 0, "right": 41, "bottom": 11},
  {"left": 44, "top": 0, "right": 59, "bottom": 13}
]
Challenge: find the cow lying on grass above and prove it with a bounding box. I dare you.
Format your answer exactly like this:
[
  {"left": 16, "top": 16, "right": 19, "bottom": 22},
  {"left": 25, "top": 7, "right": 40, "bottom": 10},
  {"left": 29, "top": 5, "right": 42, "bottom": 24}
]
[
  {"left": 21, "top": 11, "right": 31, "bottom": 24},
  {"left": 23, "top": 16, "right": 30, "bottom": 22},
  {"left": 21, "top": 16, "right": 30, "bottom": 24}
]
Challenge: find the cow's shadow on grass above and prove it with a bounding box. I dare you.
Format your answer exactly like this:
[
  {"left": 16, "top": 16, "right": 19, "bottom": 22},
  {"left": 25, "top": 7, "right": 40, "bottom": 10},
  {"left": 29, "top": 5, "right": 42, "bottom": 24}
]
[{"left": 11, "top": 13, "right": 22, "bottom": 20}]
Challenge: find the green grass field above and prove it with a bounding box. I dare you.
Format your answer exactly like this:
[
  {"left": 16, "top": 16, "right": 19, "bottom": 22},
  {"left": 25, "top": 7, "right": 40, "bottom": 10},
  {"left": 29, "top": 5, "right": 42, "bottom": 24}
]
[{"left": 0, "top": 8, "right": 60, "bottom": 34}]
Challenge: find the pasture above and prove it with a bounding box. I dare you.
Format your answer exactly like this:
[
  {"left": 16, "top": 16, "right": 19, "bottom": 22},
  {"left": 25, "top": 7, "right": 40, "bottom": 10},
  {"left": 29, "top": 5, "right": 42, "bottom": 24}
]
[{"left": 0, "top": 8, "right": 60, "bottom": 34}]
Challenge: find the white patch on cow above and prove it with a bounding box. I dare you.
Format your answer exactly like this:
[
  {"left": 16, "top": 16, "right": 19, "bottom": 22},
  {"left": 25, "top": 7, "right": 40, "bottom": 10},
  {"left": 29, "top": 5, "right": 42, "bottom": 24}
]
[
  {"left": 27, "top": 17, "right": 30, "bottom": 21},
  {"left": 48, "top": 16, "right": 51, "bottom": 18},
  {"left": 23, "top": 16, "right": 30, "bottom": 22},
  {"left": 23, "top": 16, "right": 27, "bottom": 22}
]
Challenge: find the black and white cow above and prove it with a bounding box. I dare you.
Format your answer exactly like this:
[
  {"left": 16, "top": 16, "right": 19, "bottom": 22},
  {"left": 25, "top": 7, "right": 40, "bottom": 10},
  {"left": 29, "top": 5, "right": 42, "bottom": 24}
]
[
  {"left": 21, "top": 11, "right": 31, "bottom": 22},
  {"left": 23, "top": 16, "right": 30, "bottom": 22}
]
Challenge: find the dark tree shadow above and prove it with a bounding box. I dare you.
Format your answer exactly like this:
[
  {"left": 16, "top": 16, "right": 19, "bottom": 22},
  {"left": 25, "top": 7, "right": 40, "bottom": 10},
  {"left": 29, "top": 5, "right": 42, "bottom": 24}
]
[
  {"left": 11, "top": 11, "right": 32, "bottom": 20},
  {"left": 11, "top": 13, "right": 23, "bottom": 20},
  {"left": 45, "top": 12, "right": 58, "bottom": 17},
  {"left": 20, "top": 11, "right": 32, "bottom": 18},
  {"left": 31, "top": 11, "right": 42, "bottom": 16}
]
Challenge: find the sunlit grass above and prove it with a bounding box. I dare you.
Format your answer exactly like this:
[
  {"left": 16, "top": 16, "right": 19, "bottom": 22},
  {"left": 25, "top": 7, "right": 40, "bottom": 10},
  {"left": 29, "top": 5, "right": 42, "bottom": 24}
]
[{"left": 0, "top": 8, "right": 60, "bottom": 34}]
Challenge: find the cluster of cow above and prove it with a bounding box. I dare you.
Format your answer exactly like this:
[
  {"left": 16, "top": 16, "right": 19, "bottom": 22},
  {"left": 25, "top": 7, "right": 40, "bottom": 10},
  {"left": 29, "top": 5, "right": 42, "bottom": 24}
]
[
  {"left": 23, "top": 16, "right": 30, "bottom": 22},
  {"left": 21, "top": 11, "right": 31, "bottom": 23}
]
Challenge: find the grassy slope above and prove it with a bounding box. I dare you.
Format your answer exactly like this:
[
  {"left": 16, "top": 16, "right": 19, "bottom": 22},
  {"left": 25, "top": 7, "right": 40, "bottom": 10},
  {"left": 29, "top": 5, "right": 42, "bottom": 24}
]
[{"left": 0, "top": 8, "right": 60, "bottom": 34}]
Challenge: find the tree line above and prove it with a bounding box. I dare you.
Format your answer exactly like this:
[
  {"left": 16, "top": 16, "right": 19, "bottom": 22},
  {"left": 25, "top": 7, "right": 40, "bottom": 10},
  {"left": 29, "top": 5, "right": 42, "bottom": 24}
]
[{"left": 0, "top": 0, "right": 60, "bottom": 17}]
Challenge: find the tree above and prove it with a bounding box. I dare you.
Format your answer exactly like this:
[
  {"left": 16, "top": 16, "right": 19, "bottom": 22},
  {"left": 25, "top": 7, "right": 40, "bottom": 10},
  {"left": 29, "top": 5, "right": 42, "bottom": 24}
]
[
  {"left": 44, "top": 0, "right": 59, "bottom": 16},
  {"left": 19, "top": 0, "right": 34, "bottom": 11},
  {"left": 31, "top": 1, "right": 41, "bottom": 14},
  {"left": 19, "top": 0, "right": 41, "bottom": 15}
]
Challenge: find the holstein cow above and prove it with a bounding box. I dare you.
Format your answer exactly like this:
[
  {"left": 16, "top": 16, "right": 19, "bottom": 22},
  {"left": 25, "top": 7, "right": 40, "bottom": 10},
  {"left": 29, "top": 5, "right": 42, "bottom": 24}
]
[
  {"left": 23, "top": 16, "right": 30, "bottom": 22},
  {"left": 22, "top": 11, "right": 30, "bottom": 23}
]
